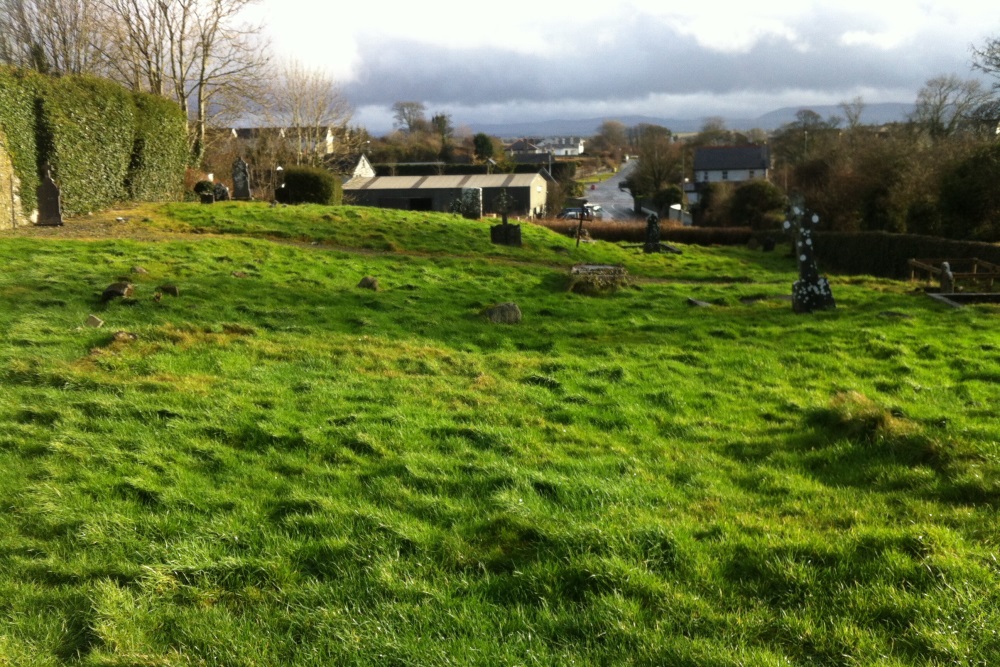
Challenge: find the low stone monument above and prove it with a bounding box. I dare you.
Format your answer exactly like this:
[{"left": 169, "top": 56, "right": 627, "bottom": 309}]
[
  {"left": 940, "top": 262, "right": 955, "bottom": 293},
  {"left": 214, "top": 183, "right": 231, "bottom": 202},
  {"left": 490, "top": 189, "right": 521, "bottom": 247},
  {"left": 36, "top": 164, "right": 63, "bottom": 226},
  {"left": 783, "top": 197, "right": 835, "bottom": 314},
  {"left": 232, "top": 157, "right": 251, "bottom": 200}
]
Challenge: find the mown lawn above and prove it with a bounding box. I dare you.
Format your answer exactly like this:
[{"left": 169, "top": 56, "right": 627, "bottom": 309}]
[{"left": 0, "top": 203, "right": 998, "bottom": 666}]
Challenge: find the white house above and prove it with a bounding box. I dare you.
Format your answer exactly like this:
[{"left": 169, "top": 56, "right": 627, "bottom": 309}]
[
  {"left": 539, "top": 137, "right": 585, "bottom": 156},
  {"left": 692, "top": 145, "right": 770, "bottom": 185}
]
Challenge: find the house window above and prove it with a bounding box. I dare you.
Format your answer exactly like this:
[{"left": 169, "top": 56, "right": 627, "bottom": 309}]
[
  {"left": 749, "top": 170, "right": 755, "bottom": 179},
  {"left": 722, "top": 171, "right": 728, "bottom": 181},
  {"left": 702, "top": 171, "right": 708, "bottom": 181}
]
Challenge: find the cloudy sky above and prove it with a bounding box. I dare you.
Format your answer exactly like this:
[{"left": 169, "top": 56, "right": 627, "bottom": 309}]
[{"left": 250, "top": 1, "right": 999, "bottom": 134}]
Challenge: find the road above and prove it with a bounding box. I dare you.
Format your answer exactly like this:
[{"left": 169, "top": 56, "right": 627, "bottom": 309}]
[{"left": 579, "top": 160, "right": 641, "bottom": 222}]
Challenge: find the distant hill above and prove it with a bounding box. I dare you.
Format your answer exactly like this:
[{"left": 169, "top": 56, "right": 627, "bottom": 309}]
[{"left": 470, "top": 103, "right": 914, "bottom": 139}]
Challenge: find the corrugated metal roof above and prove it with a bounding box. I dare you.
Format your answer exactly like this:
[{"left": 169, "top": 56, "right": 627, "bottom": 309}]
[{"left": 344, "top": 173, "right": 543, "bottom": 190}]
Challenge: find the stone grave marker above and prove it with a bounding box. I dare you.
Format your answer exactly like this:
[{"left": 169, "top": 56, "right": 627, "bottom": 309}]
[
  {"left": 214, "top": 182, "right": 231, "bottom": 201},
  {"left": 490, "top": 189, "right": 521, "bottom": 247},
  {"left": 36, "top": 164, "right": 63, "bottom": 226},
  {"left": 783, "top": 197, "right": 835, "bottom": 314},
  {"left": 232, "top": 157, "right": 251, "bottom": 200}
]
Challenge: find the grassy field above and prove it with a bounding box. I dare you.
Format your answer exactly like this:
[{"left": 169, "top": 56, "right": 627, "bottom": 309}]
[{"left": 1, "top": 202, "right": 999, "bottom": 666}]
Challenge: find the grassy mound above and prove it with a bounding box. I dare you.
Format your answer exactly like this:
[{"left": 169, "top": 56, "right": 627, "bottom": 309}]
[{"left": 0, "top": 203, "right": 998, "bottom": 665}]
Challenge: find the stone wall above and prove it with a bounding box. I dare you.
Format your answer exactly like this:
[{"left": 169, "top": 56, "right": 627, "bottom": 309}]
[{"left": 0, "top": 127, "right": 27, "bottom": 230}]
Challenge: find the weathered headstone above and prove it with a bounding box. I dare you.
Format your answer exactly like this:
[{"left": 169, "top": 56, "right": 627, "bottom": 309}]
[
  {"left": 214, "top": 183, "right": 231, "bottom": 202},
  {"left": 36, "top": 164, "right": 63, "bottom": 226},
  {"left": 490, "top": 188, "right": 521, "bottom": 247},
  {"left": 940, "top": 261, "right": 955, "bottom": 293},
  {"left": 232, "top": 158, "right": 251, "bottom": 200},
  {"left": 643, "top": 213, "right": 661, "bottom": 253},
  {"left": 783, "top": 197, "right": 835, "bottom": 314}
]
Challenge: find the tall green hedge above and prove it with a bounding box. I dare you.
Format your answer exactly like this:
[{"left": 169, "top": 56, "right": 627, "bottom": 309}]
[
  {"left": 38, "top": 75, "right": 137, "bottom": 214},
  {"left": 127, "top": 92, "right": 187, "bottom": 201},
  {"left": 0, "top": 66, "right": 41, "bottom": 212}
]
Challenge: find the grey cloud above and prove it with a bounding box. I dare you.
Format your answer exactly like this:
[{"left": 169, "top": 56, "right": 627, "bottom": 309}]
[{"left": 343, "top": 10, "right": 971, "bottom": 109}]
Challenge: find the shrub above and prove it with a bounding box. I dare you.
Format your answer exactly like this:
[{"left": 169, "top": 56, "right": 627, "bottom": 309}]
[
  {"left": 729, "top": 180, "right": 787, "bottom": 231},
  {"left": 939, "top": 144, "right": 1000, "bottom": 241},
  {"left": 127, "top": 92, "right": 187, "bottom": 201},
  {"left": 193, "top": 180, "right": 215, "bottom": 195},
  {"left": 277, "top": 165, "right": 340, "bottom": 205}
]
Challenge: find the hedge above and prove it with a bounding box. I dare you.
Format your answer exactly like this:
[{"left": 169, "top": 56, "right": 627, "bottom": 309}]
[
  {"left": 277, "top": 165, "right": 342, "bottom": 205},
  {"left": 127, "top": 92, "right": 187, "bottom": 201},
  {"left": 0, "top": 66, "right": 41, "bottom": 213},
  {"left": 37, "top": 75, "right": 137, "bottom": 214},
  {"left": 813, "top": 231, "right": 1000, "bottom": 279}
]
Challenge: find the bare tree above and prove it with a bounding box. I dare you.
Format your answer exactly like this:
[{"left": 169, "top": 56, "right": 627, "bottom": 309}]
[
  {"left": 909, "top": 75, "right": 991, "bottom": 140},
  {"left": 0, "top": 0, "right": 109, "bottom": 74},
  {"left": 840, "top": 96, "right": 866, "bottom": 130},
  {"left": 91, "top": 0, "right": 269, "bottom": 164},
  {"left": 391, "top": 101, "right": 427, "bottom": 133},
  {"left": 261, "top": 58, "right": 354, "bottom": 166}
]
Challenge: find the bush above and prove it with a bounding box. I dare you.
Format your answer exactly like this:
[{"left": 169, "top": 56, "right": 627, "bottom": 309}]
[
  {"left": 939, "top": 144, "right": 1000, "bottom": 241},
  {"left": 277, "top": 165, "right": 341, "bottom": 205},
  {"left": 193, "top": 180, "right": 215, "bottom": 195},
  {"left": 729, "top": 180, "right": 787, "bottom": 231},
  {"left": 127, "top": 92, "right": 187, "bottom": 201}
]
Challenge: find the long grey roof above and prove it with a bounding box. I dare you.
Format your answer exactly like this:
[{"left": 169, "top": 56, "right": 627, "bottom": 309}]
[
  {"left": 343, "top": 173, "right": 545, "bottom": 191},
  {"left": 693, "top": 146, "right": 770, "bottom": 171}
]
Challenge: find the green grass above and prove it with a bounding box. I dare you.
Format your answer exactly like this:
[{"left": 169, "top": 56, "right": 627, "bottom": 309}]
[{"left": 1, "top": 202, "right": 999, "bottom": 665}]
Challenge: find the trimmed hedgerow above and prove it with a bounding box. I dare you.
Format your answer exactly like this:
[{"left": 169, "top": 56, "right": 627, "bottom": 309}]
[
  {"left": 37, "top": 74, "right": 136, "bottom": 214},
  {"left": 277, "top": 165, "right": 341, "bottom": 205},
  {"left": 127, "top": 92, "right": 187, "bottom": 202},
  {"left": 0, "top": 66, "right": 42, "bottom": 213}
]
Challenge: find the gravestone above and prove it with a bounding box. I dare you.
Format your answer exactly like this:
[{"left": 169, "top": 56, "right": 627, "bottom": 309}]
[
  {"left": 214, "top": 183, "right": 231, "bottom": 201},
  {"left": 783, "top": 197, "right": 835, "bottom": 314},
  {"left": 643, "top": 213, "right": 661, "bottom": 253},
  {"left": 232, "top": 158, "right": 251, "bottom": 200},
  {"left": 36, "top": 164, "right": 63, "bottom": 226},
  {"left": 489, "top": 188, "right": 521, "bottom": 247},
  {"left": 940, "top": 261, "right": 955, "bottom": 293}
]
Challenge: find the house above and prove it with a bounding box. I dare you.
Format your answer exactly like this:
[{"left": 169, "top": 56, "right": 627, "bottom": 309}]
[
  {"left": 539, "top": 136, "right": 585, "bottom": 157},
  {"left": 506, "top": 139, "right": 546, "bottom": 156},
  {"left": 692, "top": 145, "right": 770, "bottom": 185},
  {"left": 343, "top": 172, "right": 548, "bottom": 218},
  {"left": 688, "top": 145, "right": 771, "bottom": 206},
  {"left": 227, "top": 126, "right": 342, "bottom": 159}
]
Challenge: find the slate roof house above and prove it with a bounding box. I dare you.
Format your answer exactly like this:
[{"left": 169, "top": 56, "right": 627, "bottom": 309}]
[
  {"left": 343, "top": 173, "right": 548, "bottom": 218},
  {"left": 688, "top": 145, "right": 771, "bottom": 205},
  {"left": 692, "top": 145, "right": 770, "bottom": 185}
]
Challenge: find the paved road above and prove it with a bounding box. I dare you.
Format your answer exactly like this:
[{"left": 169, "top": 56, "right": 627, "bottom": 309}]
[{"left": 580, "top": 160, "right": 641, "bottom": 222}]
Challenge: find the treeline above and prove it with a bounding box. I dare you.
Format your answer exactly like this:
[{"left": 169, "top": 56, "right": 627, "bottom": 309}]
[{"left": 0, "top": 66, "right": 187, "bottom": 217}]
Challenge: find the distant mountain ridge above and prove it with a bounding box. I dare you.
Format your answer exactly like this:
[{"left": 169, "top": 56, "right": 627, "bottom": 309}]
[{"left": 470, "top": 103, "right": 914, "bottom": 139}]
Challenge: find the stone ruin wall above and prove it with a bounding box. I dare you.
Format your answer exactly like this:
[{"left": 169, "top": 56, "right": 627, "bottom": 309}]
[{"left": 0, "top": 128, "right": 28, "bottom": 230}]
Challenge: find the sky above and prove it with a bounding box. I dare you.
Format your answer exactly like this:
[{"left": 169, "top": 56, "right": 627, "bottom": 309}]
[{"left": 247, "top": 1, "right": 999, "bottom": 134}]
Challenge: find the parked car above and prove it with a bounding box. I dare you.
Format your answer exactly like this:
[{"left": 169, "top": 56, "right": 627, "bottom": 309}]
[{"left": 557, "top": 204, "right": 603, "bottom": 220}]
